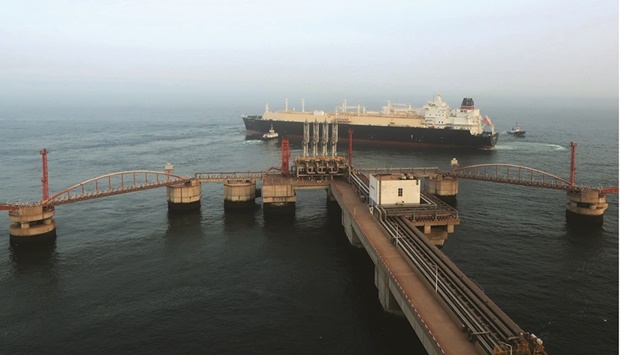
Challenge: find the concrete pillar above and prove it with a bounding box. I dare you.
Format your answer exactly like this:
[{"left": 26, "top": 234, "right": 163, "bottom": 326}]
[
  {"left": 428, "top": 175, "right": 458, "bottom": 203},
  {"left": 566, "top": 190, "right": 608, "bottom": 225},
  {"left": 341, "top": 208, "right": 361, "bottom": 247},
  {"left": 326, "top": 186, "right": 337, "bottom": 202},
  {"left": 167, "top": 179, "right": 202, "bottom": 212},
  {"left": 9, "top": 206, "right": 57, "bottom": 246},
  {"left": 421, "top": 225, "right": 448, "bottom": 248},
  {"left": 374, "top": 265, "right": 402, "bottom": 315},
  {"left": 262, "top": 183, "right": 296, "bottom": 215},
  {"left": 224, "top": 179, "right": 256, "bottom": 210}
]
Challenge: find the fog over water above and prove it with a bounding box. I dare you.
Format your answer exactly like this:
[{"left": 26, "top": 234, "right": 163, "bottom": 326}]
[{"left": 0, "top": 0, "right": 617, "bottom": 109}]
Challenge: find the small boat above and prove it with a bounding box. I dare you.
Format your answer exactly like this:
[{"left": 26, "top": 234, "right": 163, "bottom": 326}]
[
  {"left": 262, "top": 125, "right": 279, "bottom": 140},
  {"left": 507, "top": 123, "right": 526, "bottom": 137}
]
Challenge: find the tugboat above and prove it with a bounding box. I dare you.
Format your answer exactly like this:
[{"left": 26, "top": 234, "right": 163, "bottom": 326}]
[
  {"left": 507, "top": 123, "right": 526, "bottom": 137},
  {"left": 262, "top": 125, "right": 279, "bottom": 140}
]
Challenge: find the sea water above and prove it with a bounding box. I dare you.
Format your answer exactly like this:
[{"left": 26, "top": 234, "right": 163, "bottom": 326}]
[{"left": 0, "top": 103, "right": 617, "bottom": 354}]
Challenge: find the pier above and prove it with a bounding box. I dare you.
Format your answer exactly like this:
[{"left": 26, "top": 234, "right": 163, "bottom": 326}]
[
  {"left": 332, "top": 178, "right": 530, "bottom": 354},
  {"left": 1, "top": 136, "right": 616, "bottom": 354}
]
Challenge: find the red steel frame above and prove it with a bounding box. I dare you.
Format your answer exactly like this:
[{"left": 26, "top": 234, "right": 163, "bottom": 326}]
[
  {"left": 281, "top": 138, "right": 290, "bottom": 177},
  {"left": 569, "top": 142, "right": 576, "bottom": 185},
  {"left": 40, "top": 149, "right": 49, "bottom": 201}
]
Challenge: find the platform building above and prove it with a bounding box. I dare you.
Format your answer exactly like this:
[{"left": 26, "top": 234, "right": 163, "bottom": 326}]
[{"left": 369, "top": 173, "right": 421, "bottom": 207}]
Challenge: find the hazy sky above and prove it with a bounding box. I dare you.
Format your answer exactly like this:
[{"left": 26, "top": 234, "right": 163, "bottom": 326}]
[{"left": 0, "top": 0, "right": 618, "bottom": 107}]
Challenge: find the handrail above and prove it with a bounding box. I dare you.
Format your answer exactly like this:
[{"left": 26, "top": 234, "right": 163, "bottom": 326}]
[{"left": 43, "top": 170, "right": 189, "bottom": 206}]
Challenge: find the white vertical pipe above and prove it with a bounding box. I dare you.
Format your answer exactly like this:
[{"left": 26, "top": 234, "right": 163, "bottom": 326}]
[
  {"left": 312, "top": 120, "right": 319, "bottom": 157},
  {"left": 325, "top": 120, "right": 329, "bottom": 157}
]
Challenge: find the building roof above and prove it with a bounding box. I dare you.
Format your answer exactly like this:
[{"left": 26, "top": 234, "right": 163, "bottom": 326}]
[{"left": 371, "top": 173, "right": 419, "bottom": 181}]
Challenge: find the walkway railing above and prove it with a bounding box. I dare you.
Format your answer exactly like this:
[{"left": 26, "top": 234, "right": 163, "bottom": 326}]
[
  {"left": 447, "top": 164, "right": 574, "bottom": 191},
  {"left": 195, "top": 171, "right": 266, "bottom": 182},
  {"left": 43, "top": 170, "right": 190, "bottom": 206},
  {"left": 356, "top": 166, "right": 441, "bottom": 178}
]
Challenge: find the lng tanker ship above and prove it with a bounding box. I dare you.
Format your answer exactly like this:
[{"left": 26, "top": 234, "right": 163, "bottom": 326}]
[{"left": 242, "top": 94, "right": 498, "bottom": 149}]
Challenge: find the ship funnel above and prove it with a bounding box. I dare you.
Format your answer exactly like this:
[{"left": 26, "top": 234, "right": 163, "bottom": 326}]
[{"left": 460, "top": 98, "right": 474, "bottom": 109}]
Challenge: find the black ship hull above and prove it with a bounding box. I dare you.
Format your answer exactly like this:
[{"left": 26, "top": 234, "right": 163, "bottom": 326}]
[{"left": 243, "top": 116, "right": 498, "bottom": 149}]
